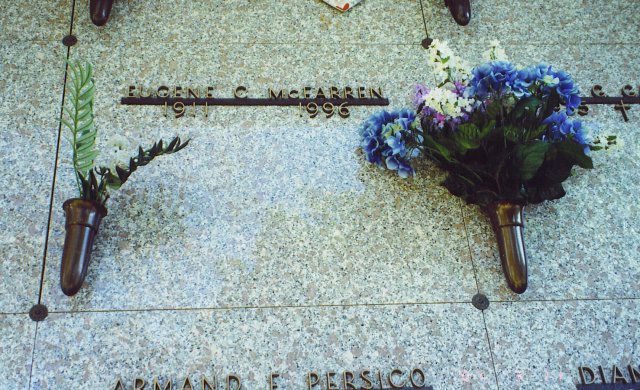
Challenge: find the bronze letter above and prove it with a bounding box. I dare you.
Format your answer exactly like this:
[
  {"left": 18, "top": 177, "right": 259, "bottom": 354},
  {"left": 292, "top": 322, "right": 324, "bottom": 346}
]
[
  {"left": 288, "top": 90, "right": 299, "bottom": 99},
  {"left": 128, "top": 85, "right": 137, "bottom": 98},
  {"left": 268, "top": 88, "right": 285, "bottom": 99},
  {"left": 134, "top": 378, "right": 146, "bottom": 390},
  {"left": 330, "top": 87, "right": 340, "bottom": 99},
  {"left": 629, "top": 365, "right": 640, "bottom": 383},
  {"left": 343, "top": 87, "right": 355, "bottom": 99},
  {"left": 187, "top": 87, "right": 200, "bottom": 99},
  {"left": 157, "top": 86, "right": 169, "bottom": 98},
  {"left": 360, "top": 370, "right": 373, "bottom": 390},
  {"left": 410, "top": 368, "right": 426, "bottom": 387},
  {"left": 612, "top": 365, "right": 628, "bottom": 384},
  {"left": 358, "top": 87, "right": 367, "bottom": 99},
  {"left": 388, "top": 369, "right": 405, "bottom": 388},
  {"left": 343, "top": 371, "right": 356, "bottom": 390},
  {"left": 139, "top": 85, "right": 152, "bottom": 98},
  {"left": 307, "top": 372, "right": 320, "bottom": 389},
  {"left": 270, "top": 373, "right": 280, "bottom": 390},
  {"left": 202, "top": 376, "right": 216, "bottom": 390},
  {"left": 227, "top": 374, "right": 241, "bottom": 390},
  {"left": 579, "top": 367, "right": 596, "bottom": 384},
  {"left": 174, "top": 86, "right": 183, "bottom": 98},
  {"left": 180, "top": 377, "right": 193, "bottom": 390},
  {"left": 599, "top": 366, "right": 607, "bottom": 383},
  {"left": 112, "top": 379, "right": 125, "bottom": 390},
  {"left": 206, "top": 87, "right": 215, "bottom": 98},
  {"left": 622, "top": 84, "right": 637, "bottom": 97},
  {"left": 369, "top": 87, "right": 383, "bottom": 99},
  {"left": 316, "top": 88, "right": 326, "bottom": 99},
  {"left": 234, "top": 86, "right": 247, "bottom": 99},
  {"left": 303, "top": 87, "right": 312, "bottom": 99},
  {"left": 377, "top": 371, "right": 384, "bottom": 388},
  {"left": 153, "top": 377, "right": 172, "bottom": 390},
  {"left": 326, "top": 372, "right": 338, "bottom": 390}
]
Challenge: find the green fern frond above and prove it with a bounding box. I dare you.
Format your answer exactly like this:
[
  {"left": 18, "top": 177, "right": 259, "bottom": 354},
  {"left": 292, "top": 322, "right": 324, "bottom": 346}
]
[
  {"left": 61, "top": 60, "right": 98, "bottom": 198},
  {"left": 97, "top": 136, "right": 190, "bottom": 193}
]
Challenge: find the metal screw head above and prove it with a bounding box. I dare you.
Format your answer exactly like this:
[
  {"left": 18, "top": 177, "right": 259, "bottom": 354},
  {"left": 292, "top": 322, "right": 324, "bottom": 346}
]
[
  {"left": 421, "top": 37, "right": 434, "bottom": 49},
  {"left": 29, "top": 304, "right": 48, "bottom": 322},
  {"left": 472, "top": 293, "right": 490, "bottom": 311},
  {"left": 62, "top": 35, "right": 78, "bottom": 47}
]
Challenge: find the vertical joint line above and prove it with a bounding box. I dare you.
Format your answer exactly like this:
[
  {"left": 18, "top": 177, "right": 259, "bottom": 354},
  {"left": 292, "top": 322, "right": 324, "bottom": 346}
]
[
  {"left": 38, "top": 0, "right": 76, "bottom": 303},
  {"left": 418, "top": 0, "right": 431, "bottom": 38},
  {"left": 481, "top": 311, "right": 501, "bottom": 390}
]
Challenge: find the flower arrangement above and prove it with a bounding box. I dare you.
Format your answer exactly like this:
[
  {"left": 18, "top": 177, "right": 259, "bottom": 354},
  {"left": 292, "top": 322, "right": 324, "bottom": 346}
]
[
  {"left": 59, "top": 60, "right": 189, "bottom": 296},
  {"left": 359, "top": 40, "right": 616, "bottom": 293}
]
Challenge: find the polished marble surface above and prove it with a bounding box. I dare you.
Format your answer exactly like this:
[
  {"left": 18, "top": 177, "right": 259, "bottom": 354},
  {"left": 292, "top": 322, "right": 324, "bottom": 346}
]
[
  {"left": 71, "top": 0, "right": 426, "bottom": 45},
  {"left": 0, "top": 0, "right": 71, "bottom": 41},
  {"left": 31, "top": 304, "right": 496, "bottom": 390},
  {"left": 0, "top": 41, "right": 67, "bottom": 313},
  {"left": 422, "top": 0, "right": 640, "bottom": 45},
  {"left": 485, "top": 300, "right": 640, "bottom": 389},
  {"left": 0, "top": 315, "right": 36, "bottom": 390},
  {"left": 40, "top": 41, "right": 478, "bottom": 311},
  {"left": 0, "top": 0, "right": 638, "bottom": 388}
]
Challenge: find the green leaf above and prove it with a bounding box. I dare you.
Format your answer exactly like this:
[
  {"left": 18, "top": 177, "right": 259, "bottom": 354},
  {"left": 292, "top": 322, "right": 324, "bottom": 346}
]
[
  {"left": 62, "top": 59, "right": 99, "bottom": 199},
  {"left": 517, "top": 141, "right": 550, "bottom": 181},
  {"left": 556, "top": 140, "right": 593, "bottom": 169},
  {"left": 503, "top": 126, "right": 522, "bottom": 142},
  {"left": 511, "top": 96, "right": 542, "bottom": 120},
  {"left": 526, "top": 182, "right": 566, "bottom": 204},
  {"left": 485, "top": 100, "right": 502, "bottom": 120},
  {"left": 454, "top": 121, "right": 494, "bottom": 151},
  {"left": 527, "top": 125, "right": 548, "bottom": 141}
]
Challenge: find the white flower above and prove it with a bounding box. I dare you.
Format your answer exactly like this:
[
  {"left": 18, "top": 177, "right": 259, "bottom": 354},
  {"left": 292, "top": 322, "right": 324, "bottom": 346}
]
[
  {"left": 104, "top": 134, "right": 131, "bottom": 171},
  {"left": 601, "top": 135, "right": 623, "bottom": 151},
  {"left": 426, "top": 39, "right": 470, "bottom": 85},
  {"left": 483, "top": 40, "right": 508, "bottom": 61},
  {"left": 422, "top": 87, "right": 474, "bottom": 118}
]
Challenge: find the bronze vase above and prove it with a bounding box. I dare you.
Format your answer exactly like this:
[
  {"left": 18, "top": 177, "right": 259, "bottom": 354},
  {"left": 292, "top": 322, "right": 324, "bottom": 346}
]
[
  {"left": 484, "top": 201, "right": 528, "bottom": 294},
  {"left": 60, "top": 198, "right": 107, "bottom": 296}
]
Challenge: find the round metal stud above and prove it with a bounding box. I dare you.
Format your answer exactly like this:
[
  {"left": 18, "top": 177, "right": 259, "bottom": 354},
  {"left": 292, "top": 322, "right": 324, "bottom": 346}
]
[
  {"left": 472, "top": 293, "right": 489, "bottom": 311},
  {"left": 421, "top": 37, "right": 434, "bottom": 49},
  {"left": 62, "top": 35, "right": 78, "bottom": 47},
  {"left": 29, "top": 304, "right": 48, "bottom": 322}
]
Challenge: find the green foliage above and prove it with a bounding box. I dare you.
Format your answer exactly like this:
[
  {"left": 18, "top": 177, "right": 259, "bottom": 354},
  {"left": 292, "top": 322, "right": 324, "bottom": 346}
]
[
  {"left": 61, "top": 60, "right": 98, "bottom": 196},
  {"left": 452, "top": 121, "right": 494, "bottom": 152},
  {"left": 61, "top": 59, "right": 189, "bottom": 206},
  {"left": 421, "top": 94, "right": 594, "bottom": 209},
  {"left": 96, "top": 136, "right": 190, "bottom": 192},
  {"left": 516, "top": 141, "right": 549, "bottom": 181}
]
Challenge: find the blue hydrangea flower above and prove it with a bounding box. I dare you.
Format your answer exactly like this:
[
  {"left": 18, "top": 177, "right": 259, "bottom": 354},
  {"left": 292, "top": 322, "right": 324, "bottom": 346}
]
[
  {"left": 384, "top": 131, "right": 408, "bottom": 157},
  {"left": 512, "top": 67, "right": 537, "bottom": 98},
  {"left": 466, "top": 61, "right": 518, "bottom": 99},
  {"left": 385, "top": 155, "right": 415, "bottom": 178},
  {"left": 553, "top": 69, "right": 581, "bottom": 113},
  {"left": 533, "top": 63, "right": 581, "bottom": 114},
  {"left": 359, "top": 109, "right": 420, "bottom": 178},
  {"left": 542, "top": 111, "right": 591, "bottom": 154}
]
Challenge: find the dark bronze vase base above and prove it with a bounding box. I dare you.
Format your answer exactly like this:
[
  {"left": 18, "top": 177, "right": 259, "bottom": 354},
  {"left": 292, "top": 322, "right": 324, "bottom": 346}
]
[
  {"left": 90, "top": 0, "right": 114, "bottom": 26},
  {"left": 60, "top": 199, "right": 107, "bottom": 296},
  {"left": 445, "top": 0, "right": 471, "bottom": 26},
  {"left": 485, "top": 202, "right": 528, "bottom": 294}
]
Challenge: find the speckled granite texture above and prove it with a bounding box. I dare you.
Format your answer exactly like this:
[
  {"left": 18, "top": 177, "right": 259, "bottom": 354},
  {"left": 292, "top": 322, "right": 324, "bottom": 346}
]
[
  {"left": 0, "top": 315, "right": 35, "bottom": 390},
  {"left": 0, "top": 0, "right": 639, "bottom": 389},
  {"left": 485, "top": 300, "right": 640, "bottom": 389},
  {"left": 31, "top": 305, "right": 495, "bottom": 389},
  {"left": 0, "top": 42, "right": 67, "bottom": 313}
]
